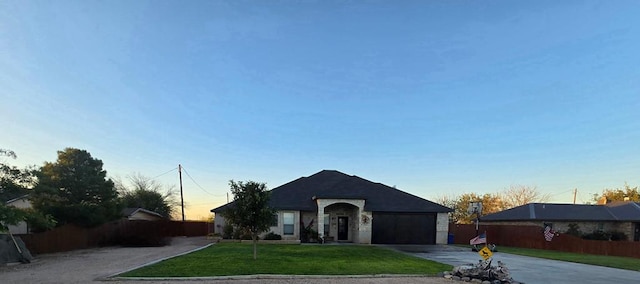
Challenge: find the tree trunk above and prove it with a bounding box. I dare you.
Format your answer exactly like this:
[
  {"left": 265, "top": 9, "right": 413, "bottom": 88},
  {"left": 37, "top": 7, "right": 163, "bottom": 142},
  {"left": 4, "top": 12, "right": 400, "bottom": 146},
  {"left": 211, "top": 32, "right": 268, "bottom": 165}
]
[{"left": 252, "top": 234, "right": 257, "bottom": 260}]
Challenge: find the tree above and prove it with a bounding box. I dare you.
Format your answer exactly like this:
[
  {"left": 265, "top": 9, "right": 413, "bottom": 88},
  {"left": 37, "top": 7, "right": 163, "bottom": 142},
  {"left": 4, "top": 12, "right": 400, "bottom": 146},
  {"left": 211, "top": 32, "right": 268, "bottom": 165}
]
[
  {"left": 593, "top": 183, "right": 640, "bottom": 203},
  {"left": 116, "top": 173, "right": 177, "bottom": 219},
  {"left": 448, "top": 193, "right": 506, "bottom": 224},
  {"left": 1, "top": 149, "right": 36, "bottom": 201},
  {"left": 32, "top": 148, "right": 120, "bottom": 227},
  {"left": 1, "top": 149, "right": 55, "bottom": 232},
  {"left": 500, "top": 185, "right": 551, "bottom": 209},
  {"left": 222, "top": 180, "right": 275, "bottom": 260}
]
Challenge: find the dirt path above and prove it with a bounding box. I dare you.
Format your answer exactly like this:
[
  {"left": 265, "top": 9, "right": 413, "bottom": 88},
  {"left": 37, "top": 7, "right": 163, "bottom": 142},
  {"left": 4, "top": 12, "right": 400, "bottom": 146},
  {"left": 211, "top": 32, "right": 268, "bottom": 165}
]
[{"left": 1, "top": 237, "right": 451, "bottom": 284}]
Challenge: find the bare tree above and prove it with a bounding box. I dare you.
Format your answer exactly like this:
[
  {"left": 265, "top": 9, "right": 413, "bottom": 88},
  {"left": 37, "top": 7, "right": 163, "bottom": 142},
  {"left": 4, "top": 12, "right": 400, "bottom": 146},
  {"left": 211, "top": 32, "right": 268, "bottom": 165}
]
[
  {"left": 500, "top": 185, "right": 550, "bottom": 209},
  {"left": 116, "top": 173, "right": 179, "bottom": 219}
]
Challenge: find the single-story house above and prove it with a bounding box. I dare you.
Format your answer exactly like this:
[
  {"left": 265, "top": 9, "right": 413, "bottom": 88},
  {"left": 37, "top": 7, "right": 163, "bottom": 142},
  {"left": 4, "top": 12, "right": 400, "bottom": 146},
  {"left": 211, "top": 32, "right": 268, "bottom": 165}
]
[
  {"left": 480, "top": 202, "right": 640, "bottom": 241},
  {"left": 212, "top": 170, "right": 452, "bottom": 244},
  {"left": 4, "top": 195, "right": 31, "bottom": 234},
  {"left": 121, "top": 208, "right": 164, "bottom": 221}
]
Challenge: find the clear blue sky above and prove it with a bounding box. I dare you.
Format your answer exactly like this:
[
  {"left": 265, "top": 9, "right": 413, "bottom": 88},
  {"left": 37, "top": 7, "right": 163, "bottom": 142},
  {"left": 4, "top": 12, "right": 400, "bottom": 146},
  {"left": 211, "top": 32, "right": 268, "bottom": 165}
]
[{"left": 2, "top": 0, "right": 639, "bottom": 219}]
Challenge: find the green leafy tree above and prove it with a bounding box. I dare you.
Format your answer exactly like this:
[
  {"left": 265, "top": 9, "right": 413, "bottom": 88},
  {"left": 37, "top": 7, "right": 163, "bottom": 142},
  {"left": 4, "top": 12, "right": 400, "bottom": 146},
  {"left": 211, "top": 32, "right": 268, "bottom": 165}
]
[
  {"left": 447, "top": 193, "right": 506, "bottom": 224},
  {"left": 116, "top": 173, "right": 177, "bottom": 219},
  {"left": 593, "top": 183, "right": 640, "bottom": 203},
  {"left": 1, "top": 149, "right": 35, "bottom": 201},
  {"left": 222, "top": 180, "right": 275, "bottom": 259},
  {"left": 1, "top": 149, "right": 55, "bottom": 232},
  {"left": 32, "top": 148, "right": 120, "bottom": 227}
]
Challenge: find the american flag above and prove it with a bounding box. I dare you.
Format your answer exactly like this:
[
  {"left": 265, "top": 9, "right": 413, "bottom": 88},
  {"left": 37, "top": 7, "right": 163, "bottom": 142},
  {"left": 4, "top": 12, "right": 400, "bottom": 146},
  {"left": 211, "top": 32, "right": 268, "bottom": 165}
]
[
  {"left": 470, "top": 232, "right": 487, "bottom": 245},
  {"left": 544, "top": 226, "right": 555, "bottom": 241}
]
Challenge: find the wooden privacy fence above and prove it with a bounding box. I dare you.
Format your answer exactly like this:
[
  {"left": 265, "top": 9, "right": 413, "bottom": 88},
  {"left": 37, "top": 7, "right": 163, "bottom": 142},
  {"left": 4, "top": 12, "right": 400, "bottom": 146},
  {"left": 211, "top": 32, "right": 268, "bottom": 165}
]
[
  {"left": 449, "top": 224, "right": 640, "bottom": 258},
  {"left": 17, "top": 219, "right": 211, "bottom": 255}
]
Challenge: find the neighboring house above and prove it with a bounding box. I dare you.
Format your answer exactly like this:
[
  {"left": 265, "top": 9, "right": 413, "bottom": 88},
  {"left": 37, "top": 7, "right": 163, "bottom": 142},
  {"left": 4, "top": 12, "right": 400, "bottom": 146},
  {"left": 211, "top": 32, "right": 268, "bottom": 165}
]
[
  {"left": 121, "top": 208, "right": 164, "bottom": 221},
  {"left": 480, "top": 202, "right": 640, "bottom": 241},
  {"left": 212, "top": 170, "right": 452, "bottom": 244},
  {"left": 4, "top": 195, "right": 31, "bottom": 234}
]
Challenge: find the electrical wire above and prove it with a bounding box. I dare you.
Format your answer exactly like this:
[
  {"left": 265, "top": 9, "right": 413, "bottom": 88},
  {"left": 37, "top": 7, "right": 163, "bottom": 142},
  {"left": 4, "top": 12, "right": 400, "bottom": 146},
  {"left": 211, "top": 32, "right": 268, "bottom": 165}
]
[
  {"left": 150, "top": 167, "right": 178, "bottom": 180},
  {"left": 180, "top": 165, "right": 227, "bottom": 197}
]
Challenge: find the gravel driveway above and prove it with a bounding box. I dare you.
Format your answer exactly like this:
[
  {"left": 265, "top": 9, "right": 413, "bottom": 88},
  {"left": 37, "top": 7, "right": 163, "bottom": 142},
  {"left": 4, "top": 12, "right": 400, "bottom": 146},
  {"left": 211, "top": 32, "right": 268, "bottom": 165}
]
[{"left": 0, "top": 237, "right": 450, "bottom": 284}]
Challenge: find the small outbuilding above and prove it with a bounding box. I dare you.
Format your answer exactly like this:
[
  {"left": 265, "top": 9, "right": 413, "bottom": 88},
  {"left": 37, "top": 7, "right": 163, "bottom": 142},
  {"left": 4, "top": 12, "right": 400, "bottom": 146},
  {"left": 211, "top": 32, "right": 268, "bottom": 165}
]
[{"left": 121, "top": 208, "right": 164, "bottom": 221}]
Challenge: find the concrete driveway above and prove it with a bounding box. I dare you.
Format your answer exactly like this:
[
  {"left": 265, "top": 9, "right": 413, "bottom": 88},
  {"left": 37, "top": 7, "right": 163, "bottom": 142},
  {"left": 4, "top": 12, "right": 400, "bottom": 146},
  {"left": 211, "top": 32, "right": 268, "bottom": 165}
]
[
  {"left": 389, "top": 245, "right": 640, "bottom": 284},
  {"left": 0, "top": 237, "right": 213, "bottom": 283}
]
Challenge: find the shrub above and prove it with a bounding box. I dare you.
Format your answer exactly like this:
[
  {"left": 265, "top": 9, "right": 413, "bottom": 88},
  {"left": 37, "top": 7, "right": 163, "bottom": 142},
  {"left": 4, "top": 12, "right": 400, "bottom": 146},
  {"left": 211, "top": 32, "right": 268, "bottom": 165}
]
[
  {"left": 264, "top": 232, "right": 282, "bottom": 240},
  {"left": 582, "top": 230, "right": 609, "bottom": 240},
  {"left": 565, "top": 223, "right": 582, "bottom": 237},
  {"left": 609, "top": 231, "right": 627, "bottom": 241},
  {"left": 222, "top": 224, "right": 234, "bottom": 239},
  {"left": 232, "top": 227, "right": 242, "bottom": 239},
  {"left": 240, "top": 230, "right": 254, "bottom": 240}
]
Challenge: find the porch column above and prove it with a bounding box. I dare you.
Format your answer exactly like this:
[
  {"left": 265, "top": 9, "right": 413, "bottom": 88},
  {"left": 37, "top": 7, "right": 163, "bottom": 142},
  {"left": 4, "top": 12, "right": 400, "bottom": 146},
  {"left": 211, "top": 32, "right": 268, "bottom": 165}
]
[{"left": 317, "top": 205, "right": 325, "bottom": 238}]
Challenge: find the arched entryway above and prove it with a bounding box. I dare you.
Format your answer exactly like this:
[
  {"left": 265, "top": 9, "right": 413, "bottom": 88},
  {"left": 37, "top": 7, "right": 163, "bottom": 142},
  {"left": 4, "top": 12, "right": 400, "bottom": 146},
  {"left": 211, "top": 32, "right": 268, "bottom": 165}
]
[{"left": 315, "top": 198, "right": 372, "bottom": 243}]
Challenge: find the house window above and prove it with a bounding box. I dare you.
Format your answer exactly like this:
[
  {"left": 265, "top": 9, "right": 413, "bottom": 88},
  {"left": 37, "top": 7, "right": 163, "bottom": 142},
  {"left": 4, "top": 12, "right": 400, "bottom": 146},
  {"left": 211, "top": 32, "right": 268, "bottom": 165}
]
[
  {"left": 283, "top": 212, "right": 294, "bottom": 235},
  {"left": 271, "top": 214, "right": 278, "bottom": 227},
  {"left": 324, "top": 214, "right": 330, "bottom": 236}
]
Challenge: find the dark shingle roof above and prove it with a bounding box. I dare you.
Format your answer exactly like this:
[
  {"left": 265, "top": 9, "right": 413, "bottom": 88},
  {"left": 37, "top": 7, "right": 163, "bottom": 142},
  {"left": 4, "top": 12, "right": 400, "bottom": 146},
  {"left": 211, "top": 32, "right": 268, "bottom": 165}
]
[
  {"left": 481, "top": 202, "right": 640, "bottom": 222},
  {"left": 212, "top": 170, "right": 452, "bottom": 213}
]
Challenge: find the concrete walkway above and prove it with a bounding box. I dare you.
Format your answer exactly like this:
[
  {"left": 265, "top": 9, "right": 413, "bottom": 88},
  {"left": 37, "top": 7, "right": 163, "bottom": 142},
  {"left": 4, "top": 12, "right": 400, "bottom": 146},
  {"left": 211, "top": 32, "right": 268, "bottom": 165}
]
[{"left": 390, "top": 244, "right": 640, "bottom": 284}]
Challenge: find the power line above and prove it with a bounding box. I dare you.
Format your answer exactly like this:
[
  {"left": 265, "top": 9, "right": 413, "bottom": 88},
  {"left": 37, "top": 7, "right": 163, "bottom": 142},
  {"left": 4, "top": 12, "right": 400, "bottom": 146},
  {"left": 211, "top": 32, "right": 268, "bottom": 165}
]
[
  {"left": 150, "top": 167, "right": 178, "bottom": 180},
  {"left": 548, "top": 189, "right": 574, "bottom": 198},
  {"left": 180, "top": 165, "right": 226, "bottom": 197}
]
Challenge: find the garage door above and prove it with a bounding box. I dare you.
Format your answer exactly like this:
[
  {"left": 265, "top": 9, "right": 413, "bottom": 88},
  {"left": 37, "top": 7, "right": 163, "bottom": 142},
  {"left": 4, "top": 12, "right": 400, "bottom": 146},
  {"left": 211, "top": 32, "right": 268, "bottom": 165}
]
[{"left": 371, "top": 213, "right": 436, "bottom": 244}]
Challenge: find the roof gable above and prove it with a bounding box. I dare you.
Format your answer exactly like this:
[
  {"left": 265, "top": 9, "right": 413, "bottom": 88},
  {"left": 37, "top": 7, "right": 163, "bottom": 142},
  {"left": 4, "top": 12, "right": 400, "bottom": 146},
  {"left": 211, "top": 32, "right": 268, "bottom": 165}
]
[
  {"left": 213, "top": 170, "right": 452, "bottom": 213},
  {"left": 121, "top": 207, "right": 163, "bottom": 218}
]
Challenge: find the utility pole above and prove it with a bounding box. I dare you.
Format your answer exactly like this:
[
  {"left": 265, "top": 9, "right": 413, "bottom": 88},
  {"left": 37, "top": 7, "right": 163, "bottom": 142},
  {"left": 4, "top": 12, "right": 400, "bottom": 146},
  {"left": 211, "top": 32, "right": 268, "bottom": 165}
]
[
  {"left": 573, "top": 188, "right": 577, "bottom": 204},
  {"left": 179, "top": 164, "right": 185, "bottom": 222}
]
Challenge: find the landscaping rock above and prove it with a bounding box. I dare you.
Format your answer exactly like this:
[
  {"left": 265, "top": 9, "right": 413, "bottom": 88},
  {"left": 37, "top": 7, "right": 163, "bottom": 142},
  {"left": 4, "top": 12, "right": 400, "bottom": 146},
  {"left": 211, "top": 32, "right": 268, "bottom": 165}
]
[{"left": 448, "top": 258, "right": 516, "bottom": 284}]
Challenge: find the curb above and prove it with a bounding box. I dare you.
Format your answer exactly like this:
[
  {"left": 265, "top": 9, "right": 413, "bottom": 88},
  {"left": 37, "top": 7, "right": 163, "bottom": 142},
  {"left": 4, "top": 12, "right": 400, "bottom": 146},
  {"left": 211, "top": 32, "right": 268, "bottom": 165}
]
[{"left": 109, "top": 274, "right": 438, "bottom": 281}]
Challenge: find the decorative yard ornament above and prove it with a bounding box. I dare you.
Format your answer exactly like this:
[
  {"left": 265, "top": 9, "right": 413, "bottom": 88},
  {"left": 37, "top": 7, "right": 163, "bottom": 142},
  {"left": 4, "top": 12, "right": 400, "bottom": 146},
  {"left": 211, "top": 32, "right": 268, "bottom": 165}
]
[{"left": 448, "top": 258, "right": 518, "bottom": 283}]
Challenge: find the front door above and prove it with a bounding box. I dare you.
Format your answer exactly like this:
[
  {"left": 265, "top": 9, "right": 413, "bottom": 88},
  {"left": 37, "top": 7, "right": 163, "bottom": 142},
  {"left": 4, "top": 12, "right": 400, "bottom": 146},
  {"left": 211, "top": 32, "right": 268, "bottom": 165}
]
[
  {"left": 634, "top": 223, "right": 640, "bottom": 241},
  {"left": 338, "top": 216, "right": 348, "bottom": 241}
]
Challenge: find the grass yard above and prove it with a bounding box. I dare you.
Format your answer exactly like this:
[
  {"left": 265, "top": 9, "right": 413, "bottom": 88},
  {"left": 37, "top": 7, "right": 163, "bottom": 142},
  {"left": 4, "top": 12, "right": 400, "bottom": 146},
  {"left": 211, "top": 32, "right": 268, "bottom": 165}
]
[
  {"left": 497, "top": 246, "right": 640, "bottom": 271},
  {"left": 120, "top": 243, "right": 452, "bottom": 277}
]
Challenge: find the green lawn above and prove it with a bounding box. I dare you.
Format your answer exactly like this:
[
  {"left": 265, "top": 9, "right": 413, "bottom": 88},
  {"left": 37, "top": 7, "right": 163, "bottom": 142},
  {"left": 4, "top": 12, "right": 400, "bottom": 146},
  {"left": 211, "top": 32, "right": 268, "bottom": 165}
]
[
  {"left": 120, "top": 243, "right": 452, "bottom": 277},
  {"left": 496, "top": 246, "right": 640, "bottom": 271}
]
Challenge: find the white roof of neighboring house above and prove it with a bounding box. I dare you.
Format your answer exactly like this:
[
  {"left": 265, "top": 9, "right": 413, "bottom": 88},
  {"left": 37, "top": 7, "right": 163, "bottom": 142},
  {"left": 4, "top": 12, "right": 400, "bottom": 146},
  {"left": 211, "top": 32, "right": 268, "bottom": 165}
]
[{"left": 121, "top": 207, "right": 163, "bottom": 218}]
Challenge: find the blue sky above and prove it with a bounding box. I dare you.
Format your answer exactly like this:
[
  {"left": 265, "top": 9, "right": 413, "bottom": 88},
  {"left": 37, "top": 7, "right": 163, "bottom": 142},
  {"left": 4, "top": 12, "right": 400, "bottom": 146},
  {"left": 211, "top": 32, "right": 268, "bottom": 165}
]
[{"left": 2, "top": 1, "right": 639, "bottom": 219}]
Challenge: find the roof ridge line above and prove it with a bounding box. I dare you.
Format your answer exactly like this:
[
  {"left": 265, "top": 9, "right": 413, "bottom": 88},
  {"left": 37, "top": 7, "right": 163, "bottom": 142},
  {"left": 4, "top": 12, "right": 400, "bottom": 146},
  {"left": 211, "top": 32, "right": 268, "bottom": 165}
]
[
  {"left": 602, "top": 205, "right": 619, "bottom": 221},
  {"left": 528, "top": 204, "right": 536, "bottom": 219}
]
